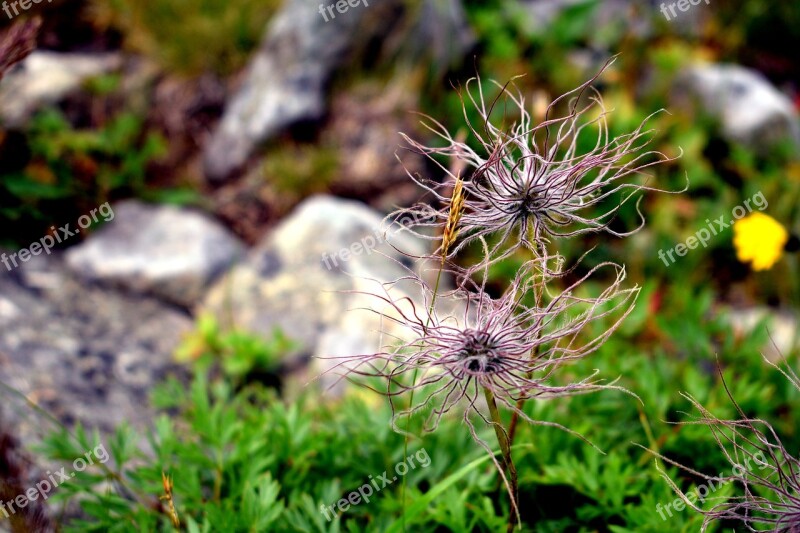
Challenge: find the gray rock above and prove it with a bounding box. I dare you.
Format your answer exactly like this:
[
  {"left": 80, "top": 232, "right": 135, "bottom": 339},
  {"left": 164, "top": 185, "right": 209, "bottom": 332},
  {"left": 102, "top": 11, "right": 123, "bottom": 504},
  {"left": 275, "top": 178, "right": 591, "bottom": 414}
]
[
  {"left": 203, "top": 0, "right": 372, "bottom": 181},
  {"left": 726, "top": 307, "right": 797, "bottom": 362},
  {"left": 0, "top": 51, "right": 122, "bottom": 127},
  {"left": 674, "top": 64, "right": 800, "bottom": 151},
  {"left": 65, "top": 201, "right": 244, "bottom": 308},
  {"left": 201, "top": 195, "right": 432, "bottom": 388},
  {"left": 0, "top": 251, "right": 191, "bottom": 469},
  {"left": 400, "top": 0, "right": 475, "bottom": 76},
  {"left": 203, "top": 0, "right": 473, "bottom": 182}
]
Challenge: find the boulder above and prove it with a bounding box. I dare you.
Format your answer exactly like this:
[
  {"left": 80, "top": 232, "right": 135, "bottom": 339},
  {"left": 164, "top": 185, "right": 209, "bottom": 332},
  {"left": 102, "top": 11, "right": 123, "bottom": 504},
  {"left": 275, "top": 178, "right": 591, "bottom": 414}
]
[
  {"left": 0, "top": 51, "right": 122, "bottom": 127},
  {"left": 203, "top": 0, "right": 474, "bottom": 182},
  {"left": 673, "top": 64, "right": 800, "bottom": 152},
  {"left": 201, "top": 195, "right": 433, "bottom": 389},
  {"left": 0, "top": 251, "right": 191, "bottom": 472},
  {"left": 202, "top": 0, "right": 373, "bottom": 181},
  {"left": 65, "top": 200, "right": 244, "bottom": 308}
]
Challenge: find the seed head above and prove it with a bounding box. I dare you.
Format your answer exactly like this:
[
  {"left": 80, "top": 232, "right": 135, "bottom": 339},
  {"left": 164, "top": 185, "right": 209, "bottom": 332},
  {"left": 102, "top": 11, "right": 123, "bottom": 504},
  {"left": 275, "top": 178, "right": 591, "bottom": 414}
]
[
  {"left": 324, "top": 259, "right": 639, "bottom": 443},
  {"left": 396, "top": 57, "right": 681, "bottom": 266},
  {"left": 441, "top": 177, "right": 465, "bottom": 260},
  {"left": 647, "top": 361, "right": 800, "bottom": 532}
]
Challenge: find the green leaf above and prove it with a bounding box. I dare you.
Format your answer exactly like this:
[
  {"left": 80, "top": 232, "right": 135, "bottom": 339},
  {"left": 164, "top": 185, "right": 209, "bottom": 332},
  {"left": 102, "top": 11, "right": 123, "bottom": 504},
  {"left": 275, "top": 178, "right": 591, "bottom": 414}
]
[
  {"left": 3, "top": 174, "right": 72, "bottom": 199},
  {"left": 385, "top": 448, "right": 517, "bottom": 533}
]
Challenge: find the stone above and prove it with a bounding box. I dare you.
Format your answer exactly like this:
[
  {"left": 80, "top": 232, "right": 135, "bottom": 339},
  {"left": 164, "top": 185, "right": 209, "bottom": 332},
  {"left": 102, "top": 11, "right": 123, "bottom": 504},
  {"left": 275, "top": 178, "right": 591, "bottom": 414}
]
[
  {"left": 0, "top": 251, "right": 191, "bottom": 481},
  {"left": 399, "top": 0, "right": 475, "bottom": 76},
  {"left": 203, "top": 0, "right": 372, "bottom": 182},
  {"left": 203, "top": 0, "right": 474, "bottom": 182},
  {"left": 201, "top": 195, "right": 434, "bottom": 389},
  {"left": 65, "top": 200, "right": 244, "bottom": 308},
  {"left": 673, "top": 64, "right": 800, "bottom": 152},
  {"left": 0, "top": 51, "right": 122, "bottom": 127}
]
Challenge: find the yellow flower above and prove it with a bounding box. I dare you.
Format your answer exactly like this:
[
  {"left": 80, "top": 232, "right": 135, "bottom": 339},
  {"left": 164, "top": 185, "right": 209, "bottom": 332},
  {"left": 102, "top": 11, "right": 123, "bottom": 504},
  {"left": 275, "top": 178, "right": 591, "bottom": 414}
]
[{"left": 733, "top": 213, "right": 788, "bottom": 271}]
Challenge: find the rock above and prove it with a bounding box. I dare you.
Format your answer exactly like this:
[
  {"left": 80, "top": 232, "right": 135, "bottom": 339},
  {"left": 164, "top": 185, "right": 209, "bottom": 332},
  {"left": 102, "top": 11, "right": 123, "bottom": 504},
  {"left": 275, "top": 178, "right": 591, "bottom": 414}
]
[
  {"left": 203, "top": 0, "right": 474, "bottom": 182},
  {"left": 201, "top": 195, "right": 433, "bottom": 389},
  {"left": 0, "top": 51, "right": 122, "bottom": 127},
  {"left": 207, "top": 79, "right": 428, "bottom": 244},
  {"left": 0, "top": 251, "right": 191, "bottom": 471},
  {"left": 398, "top": 0, "right": 475, "bottom": 76},
  {"left": 65, "top": 200, "right": 244, "bottom": 308},
  {"left": 203, "top": 0, "right": 373, "bottom": 182},
  {"left": 726, "top": 307, "right": 797, "bottom": 362},
  {"left": 673, "top": 64, "right": 800, "bottom": 152}
]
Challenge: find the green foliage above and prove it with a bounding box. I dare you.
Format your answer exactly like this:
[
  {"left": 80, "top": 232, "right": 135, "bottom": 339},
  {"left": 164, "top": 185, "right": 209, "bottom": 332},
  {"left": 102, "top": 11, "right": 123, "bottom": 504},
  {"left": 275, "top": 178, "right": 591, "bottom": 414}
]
[
  {"left": 26, "top": 109, "right": 164, "bottom": 194},
  {"left": 89, "top": 0, "right": 278, "bottom": 76},
  {"left": 34, "top": 347, "right": 506, "bottom": 532},
  {"left": 174, "top": 314, "right": 295, "bottom": 386},
  {"left": 31, "top": 280, "right": 800, "bottom": 531},
  {"left": 0, "top": 109, "right": 167, "bottom": 246},
  {"left": 261, "top": 144, "right": 340, "bottom": 199}
]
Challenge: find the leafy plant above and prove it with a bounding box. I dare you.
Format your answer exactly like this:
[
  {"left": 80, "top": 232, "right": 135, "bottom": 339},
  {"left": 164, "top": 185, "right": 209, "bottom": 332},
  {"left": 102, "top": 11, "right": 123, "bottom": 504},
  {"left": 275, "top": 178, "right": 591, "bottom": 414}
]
[
  {"left": 174, "top": 314, "right": 295, "bottom": 387},
  {"left": 30, "top": 349, "right": 503, "bottom": 531},
  {"left": 0, "top": 109, "right": 167, "bottom": 246}
]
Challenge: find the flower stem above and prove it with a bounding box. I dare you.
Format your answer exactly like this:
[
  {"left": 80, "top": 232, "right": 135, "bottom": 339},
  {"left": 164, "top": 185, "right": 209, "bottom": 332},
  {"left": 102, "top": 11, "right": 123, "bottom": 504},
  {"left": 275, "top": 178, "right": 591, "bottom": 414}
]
[{"left": 483, "top": 386, "right": 519, "bottom": 532}]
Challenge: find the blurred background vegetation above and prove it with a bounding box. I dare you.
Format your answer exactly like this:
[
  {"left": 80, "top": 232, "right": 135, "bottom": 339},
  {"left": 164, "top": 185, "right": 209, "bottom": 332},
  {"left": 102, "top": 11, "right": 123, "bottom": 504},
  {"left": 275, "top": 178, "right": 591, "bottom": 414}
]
[{"left": 1, "top": 0, "right": 800, "bottom": 531}]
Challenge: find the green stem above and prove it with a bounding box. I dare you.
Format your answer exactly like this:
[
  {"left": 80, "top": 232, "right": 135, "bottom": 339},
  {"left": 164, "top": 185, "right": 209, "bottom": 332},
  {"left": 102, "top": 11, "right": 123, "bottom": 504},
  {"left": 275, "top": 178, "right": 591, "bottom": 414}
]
[{"left": 483, "top": 387, "right": 519, "bottom": 532}]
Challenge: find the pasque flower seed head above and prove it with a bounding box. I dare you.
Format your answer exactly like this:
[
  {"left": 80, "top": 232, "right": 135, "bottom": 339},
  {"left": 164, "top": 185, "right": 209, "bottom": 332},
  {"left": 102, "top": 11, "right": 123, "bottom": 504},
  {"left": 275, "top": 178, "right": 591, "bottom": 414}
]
[{"left": 395, "top": 57, "right": 681, "bottom": 266}]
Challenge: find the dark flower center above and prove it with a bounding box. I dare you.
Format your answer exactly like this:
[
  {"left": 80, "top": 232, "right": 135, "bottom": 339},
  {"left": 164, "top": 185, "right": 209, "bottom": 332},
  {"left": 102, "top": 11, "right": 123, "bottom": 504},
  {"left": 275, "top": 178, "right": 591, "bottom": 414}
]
[
  {"left": 516, "top": 190, "right": 542, "bottom": 218},
  {"left": 458, "top": 330, "right": 502, "bottom": 374}
]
